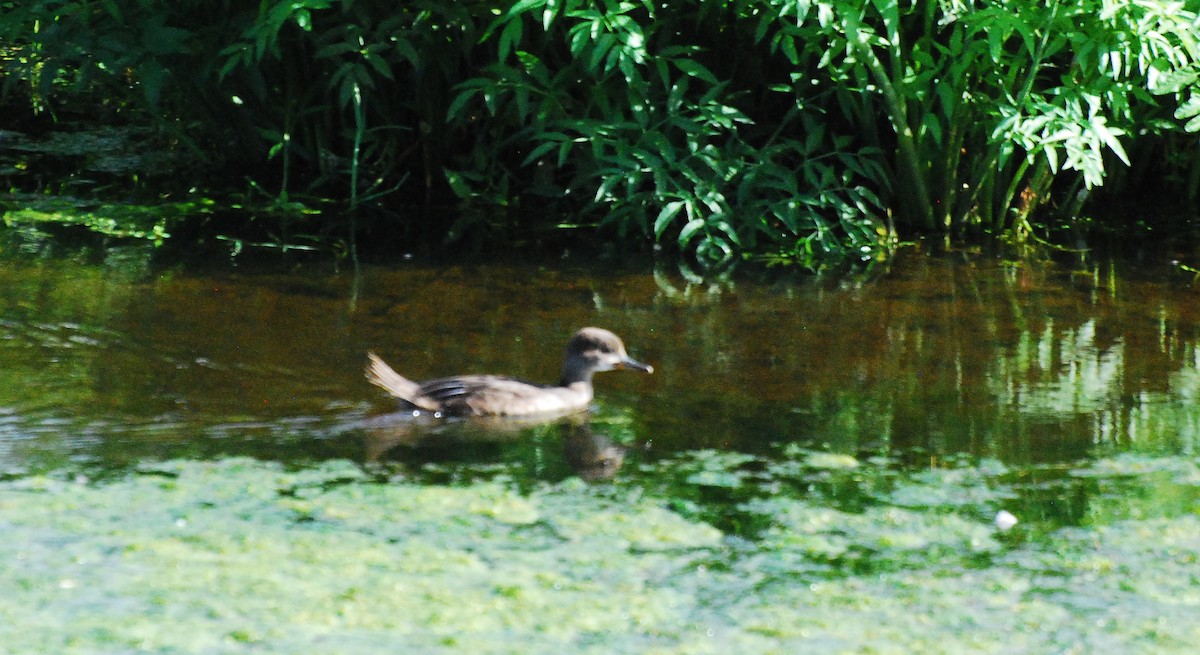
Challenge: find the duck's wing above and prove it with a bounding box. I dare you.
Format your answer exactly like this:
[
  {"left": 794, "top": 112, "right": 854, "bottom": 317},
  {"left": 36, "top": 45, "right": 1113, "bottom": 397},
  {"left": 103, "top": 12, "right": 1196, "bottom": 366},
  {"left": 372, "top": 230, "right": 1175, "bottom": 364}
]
[{"left": 419, "top": 375, "right": 590, "bottom": 417}]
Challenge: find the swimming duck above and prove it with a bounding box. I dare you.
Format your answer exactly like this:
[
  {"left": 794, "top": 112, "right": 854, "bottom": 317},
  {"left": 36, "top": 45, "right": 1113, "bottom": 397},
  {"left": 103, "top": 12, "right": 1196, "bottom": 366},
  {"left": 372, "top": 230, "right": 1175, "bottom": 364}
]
[{"left": 366, "top": 327, "right": 653, "bottom": 417}]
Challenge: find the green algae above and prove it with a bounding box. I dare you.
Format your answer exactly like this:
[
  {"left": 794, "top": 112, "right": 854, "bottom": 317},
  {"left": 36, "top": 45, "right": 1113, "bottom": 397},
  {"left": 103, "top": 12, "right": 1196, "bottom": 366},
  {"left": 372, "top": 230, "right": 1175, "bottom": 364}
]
[
  {"left": 2, "top": 195, "right": 208, "bottom": 244},
  {"left": 2, "top": 455, "right": 1199, "bottom": 654}
]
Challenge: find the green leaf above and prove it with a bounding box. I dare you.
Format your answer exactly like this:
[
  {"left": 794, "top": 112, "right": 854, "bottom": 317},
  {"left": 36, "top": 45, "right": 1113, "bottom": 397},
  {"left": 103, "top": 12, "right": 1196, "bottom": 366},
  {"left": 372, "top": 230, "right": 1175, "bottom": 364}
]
[
  {"left": 1043, "top": 143, "right": 1060, "bottom": 173},
  {"left": 443, "top": 169, "right": 473, "bottom": 199},
  {"left": 1175, "top": 93, "right": 1200, "bottom": 120},
  {"left": 393, "top": 38, "right": 420, "bottom": 68},
  {"left": 499, "top": 17, "right": 523, "bottom": 61},
  {"left": 515, "top": 86, "right": 530, "bottom": 122},
  {"left": 922, "top": 116, "right": 943, "bottom": 148},
  {"left": 715, "top": 219, "right": 742, "bottom": 246},
  {"left": 314, "top": 41, "right": 358, "bottom": 59},
  {"left": 363, "top": 50, "right": 394, "bottom": 80},
  {"left": 542, "top": 0, "right": 559, "bottom": 30},
  {"left": 1090, "top": 117, "right": 1129, "bottom": 166},
  {"left": 869, "top": 0, "right": 900, "bottom": 41},
  {"left": 588, "top": 33, "right": 617, "bottom": 73},
  {"left": 294, "top": 9, "right": 312, "bottom": 31},
  {"left": 446, "top": 87, "right": 480, "bottom": 122},
  {"left": 1150, "top": 65, "right": 1199, "bottom": 95},
  {"left": 522, "top": 138, "right": 563, "bottom": 166},
  {"left": 780, "top": 34, "right": 799, "bottom": 65},
  {"left": 595, "top": 174, "right": 623, "bottom": 202},
  {"left": 674, "top": 58, "right": 718, "bottom": 84},
  {"left": 678, "top": 217, "right": 705, "bottom": 247},
  {"left": 557, "top": 139, "right": 575, "bottom": 167},
  {"left": 507, "top": 0, "right": 545, "bottom": 18},
  {"left": 654, "top": 200, "right": 685, "bottom": 238}
]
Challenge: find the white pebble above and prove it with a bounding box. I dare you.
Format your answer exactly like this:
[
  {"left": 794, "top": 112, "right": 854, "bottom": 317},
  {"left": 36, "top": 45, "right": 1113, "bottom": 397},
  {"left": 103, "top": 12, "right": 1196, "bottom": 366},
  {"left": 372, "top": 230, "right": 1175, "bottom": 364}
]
[{"left": 994, "top": 510, "right": 1019, "bottom": 531}]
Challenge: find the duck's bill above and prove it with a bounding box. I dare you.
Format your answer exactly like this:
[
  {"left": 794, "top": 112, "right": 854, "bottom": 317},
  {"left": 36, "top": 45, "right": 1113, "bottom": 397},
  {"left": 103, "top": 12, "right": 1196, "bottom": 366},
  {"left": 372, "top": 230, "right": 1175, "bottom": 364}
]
[{"left": 619, "top": 356, "right": 654, "bottom": 374}]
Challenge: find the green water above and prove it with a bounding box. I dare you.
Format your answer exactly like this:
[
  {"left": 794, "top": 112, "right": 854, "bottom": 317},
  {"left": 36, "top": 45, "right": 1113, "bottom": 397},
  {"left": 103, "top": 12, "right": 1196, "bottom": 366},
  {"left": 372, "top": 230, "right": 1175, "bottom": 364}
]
[
  {"left": 1, "top": 237, "right": 1199, "bottom": 652},
  {"left": 3, "top": 455, "right": 1197, "bottom": 653}
]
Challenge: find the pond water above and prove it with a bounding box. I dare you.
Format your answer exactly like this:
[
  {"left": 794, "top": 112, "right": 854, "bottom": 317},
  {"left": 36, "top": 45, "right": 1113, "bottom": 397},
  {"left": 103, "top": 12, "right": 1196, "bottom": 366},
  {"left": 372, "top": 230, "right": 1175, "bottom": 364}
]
[
  {"left": 4, "top": 234, "right": 1200, "bottom": 653},
  {"left": 3, "top": 240, "right": 1199, "bottom": 479}
]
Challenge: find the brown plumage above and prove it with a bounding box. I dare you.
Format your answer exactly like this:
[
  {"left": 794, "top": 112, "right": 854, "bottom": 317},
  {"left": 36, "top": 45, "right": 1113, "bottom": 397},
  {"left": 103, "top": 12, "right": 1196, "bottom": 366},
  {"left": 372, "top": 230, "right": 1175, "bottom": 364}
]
[{"left": 366, "top": 327, "right": 653, "bottom": 417}]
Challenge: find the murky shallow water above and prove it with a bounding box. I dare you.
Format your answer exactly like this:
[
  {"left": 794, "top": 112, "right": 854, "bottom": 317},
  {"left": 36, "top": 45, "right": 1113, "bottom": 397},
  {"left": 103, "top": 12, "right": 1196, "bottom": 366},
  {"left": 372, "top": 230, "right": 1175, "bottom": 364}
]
[
  {"left": 3, "top": 243, "right": 1200, "bottom": 476},
  {"left": 4, "top": 239, "right": 1200, "bottom": 652}
]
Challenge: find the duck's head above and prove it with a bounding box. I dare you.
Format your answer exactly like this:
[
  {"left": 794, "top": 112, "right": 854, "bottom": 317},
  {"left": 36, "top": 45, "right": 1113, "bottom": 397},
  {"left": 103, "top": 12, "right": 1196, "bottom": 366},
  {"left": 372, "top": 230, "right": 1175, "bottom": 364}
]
[{"left": 562, "top": 327, "right": 653, "bottom": 383}]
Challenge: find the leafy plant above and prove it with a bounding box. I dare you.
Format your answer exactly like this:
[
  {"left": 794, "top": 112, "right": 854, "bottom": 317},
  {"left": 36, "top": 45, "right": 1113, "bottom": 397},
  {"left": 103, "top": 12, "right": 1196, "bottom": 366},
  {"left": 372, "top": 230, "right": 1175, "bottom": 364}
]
[
  {"left": 446, "top": 0, "right": 893, "bottom": 267},
  {"left": 3, "top": 0, "right": 1200, "bottom": 263}
]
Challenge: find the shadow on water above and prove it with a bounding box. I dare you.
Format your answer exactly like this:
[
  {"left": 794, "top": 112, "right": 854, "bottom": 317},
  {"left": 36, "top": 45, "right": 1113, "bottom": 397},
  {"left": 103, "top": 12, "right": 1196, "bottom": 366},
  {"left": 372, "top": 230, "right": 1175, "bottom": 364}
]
[{"left": 3, "top": 236, "right": 1200, "bottom": 482}]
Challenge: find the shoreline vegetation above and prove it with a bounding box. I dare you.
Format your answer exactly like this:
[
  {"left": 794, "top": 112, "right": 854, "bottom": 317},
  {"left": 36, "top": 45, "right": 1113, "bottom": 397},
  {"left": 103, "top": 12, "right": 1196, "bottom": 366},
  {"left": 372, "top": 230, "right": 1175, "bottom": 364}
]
[{"left": 3, "top": 1, "right": 1200, "bottom": 267}]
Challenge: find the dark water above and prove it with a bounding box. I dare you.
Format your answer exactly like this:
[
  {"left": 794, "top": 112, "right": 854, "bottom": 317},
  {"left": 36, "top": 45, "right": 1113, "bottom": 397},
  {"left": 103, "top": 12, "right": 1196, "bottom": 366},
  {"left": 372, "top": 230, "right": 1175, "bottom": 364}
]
[{"left": 2, "top": 242, "right": 1199, "bottom": 481}]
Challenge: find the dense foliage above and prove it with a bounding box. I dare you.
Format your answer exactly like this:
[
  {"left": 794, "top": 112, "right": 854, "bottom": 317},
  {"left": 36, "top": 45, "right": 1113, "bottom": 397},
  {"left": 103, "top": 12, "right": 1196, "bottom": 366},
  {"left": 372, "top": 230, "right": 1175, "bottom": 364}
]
[{"left": 3, "top": 0, "right": 1200, "bottom": 265}]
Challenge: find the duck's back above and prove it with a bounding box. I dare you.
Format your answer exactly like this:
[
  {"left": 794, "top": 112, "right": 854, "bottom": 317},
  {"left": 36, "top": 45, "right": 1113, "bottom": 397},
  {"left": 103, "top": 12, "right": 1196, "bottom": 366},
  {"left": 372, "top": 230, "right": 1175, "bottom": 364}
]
[{"left": 419, "top": 375, "right": 592, "bottom": 417}]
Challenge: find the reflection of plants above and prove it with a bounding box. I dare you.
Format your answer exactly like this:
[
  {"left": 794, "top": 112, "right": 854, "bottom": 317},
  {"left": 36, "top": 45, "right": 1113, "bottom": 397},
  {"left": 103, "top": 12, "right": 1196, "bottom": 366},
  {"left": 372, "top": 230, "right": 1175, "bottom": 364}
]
[
  {"left": 991, "top": 320, "right": 1125, "bottom": 416},
  {"left": 1121, "top": 356, "right": 1200, "bottom": 451},
  {"left": 986, "top": 318, "right": 1200, "bottom": 451}
]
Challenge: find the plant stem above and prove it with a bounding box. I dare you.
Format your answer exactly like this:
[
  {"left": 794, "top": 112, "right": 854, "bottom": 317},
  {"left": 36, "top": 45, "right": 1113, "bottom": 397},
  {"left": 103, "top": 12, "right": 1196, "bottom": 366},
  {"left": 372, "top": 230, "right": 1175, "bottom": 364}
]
[{"left": 853, "top": 26, "right": 936, "bottom": 231}]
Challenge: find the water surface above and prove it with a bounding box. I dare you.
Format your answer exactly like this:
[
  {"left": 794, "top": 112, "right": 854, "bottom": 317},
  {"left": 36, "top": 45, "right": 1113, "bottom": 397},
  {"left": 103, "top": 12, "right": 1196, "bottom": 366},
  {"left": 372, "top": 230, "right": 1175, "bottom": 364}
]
[
  {"left": 2, "top": 244, "right": 1198, "bottom": 477},
  {"left": 5, "top": 239, "right": 1200, "bottom": 653}
]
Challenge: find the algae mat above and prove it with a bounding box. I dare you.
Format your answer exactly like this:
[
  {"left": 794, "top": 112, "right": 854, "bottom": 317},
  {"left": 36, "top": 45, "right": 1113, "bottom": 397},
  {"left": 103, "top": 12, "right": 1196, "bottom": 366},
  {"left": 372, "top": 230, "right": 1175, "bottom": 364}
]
[{"left": 2, "top": 457, "right": 1199, "bottom": 654}]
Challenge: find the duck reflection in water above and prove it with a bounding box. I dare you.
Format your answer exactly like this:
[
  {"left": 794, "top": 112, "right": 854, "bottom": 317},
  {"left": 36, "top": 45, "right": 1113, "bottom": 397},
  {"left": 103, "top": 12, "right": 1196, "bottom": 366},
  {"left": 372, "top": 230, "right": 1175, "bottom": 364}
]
[
  {"left": 362, "top": 416, "right": 630, "bottom": 481},
  {"left": 561, "top": 422, "right": 627, "bottom": 481},
  {"left": 361, "top": 327, "right": 652, "bottom": 480}
]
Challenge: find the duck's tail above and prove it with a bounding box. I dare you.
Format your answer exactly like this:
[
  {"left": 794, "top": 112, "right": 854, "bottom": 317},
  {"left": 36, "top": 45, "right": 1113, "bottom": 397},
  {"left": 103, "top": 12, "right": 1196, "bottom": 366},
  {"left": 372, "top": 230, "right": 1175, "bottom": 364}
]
[{"left": 365, "top": 352, "right": 440, "bottom": 411}]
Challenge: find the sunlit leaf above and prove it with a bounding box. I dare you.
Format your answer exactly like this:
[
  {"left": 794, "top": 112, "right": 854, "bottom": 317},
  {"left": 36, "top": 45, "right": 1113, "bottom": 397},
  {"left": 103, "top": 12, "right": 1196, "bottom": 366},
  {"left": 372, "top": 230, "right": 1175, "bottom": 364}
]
[
  {"left": 444, "top": 168, "right": 473, "bottom": 198},
  {"left": 654, "top": 200, "right": 685, "bottom": 238},
  {"left": 677, "top": 216, "right": 705, "bottom": 247},
  {"left": 1091, "top": 117, "right": 1130, "bottom": 165},
  {"left": 1175, "top": 92, "right": 1200, "bottom": 120},
  {"left": 674, "top": 58, "right": 718, "bottom": 84}
]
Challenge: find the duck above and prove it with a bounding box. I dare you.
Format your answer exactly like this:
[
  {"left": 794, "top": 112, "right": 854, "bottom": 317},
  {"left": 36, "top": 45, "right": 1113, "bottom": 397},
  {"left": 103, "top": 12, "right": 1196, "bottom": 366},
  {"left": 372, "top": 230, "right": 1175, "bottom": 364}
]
[{"left": 366, "top": 327, "right": 653, "bottom": 417}]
